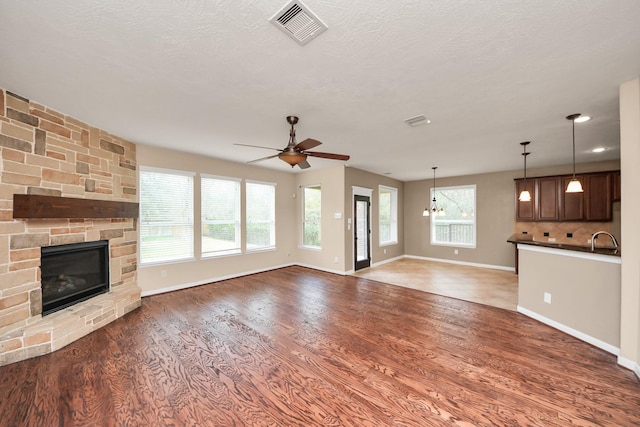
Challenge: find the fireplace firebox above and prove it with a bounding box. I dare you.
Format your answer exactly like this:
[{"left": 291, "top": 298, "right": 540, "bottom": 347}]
[{"left": 40, "top": 240, "right": 110, "bottom": 316}]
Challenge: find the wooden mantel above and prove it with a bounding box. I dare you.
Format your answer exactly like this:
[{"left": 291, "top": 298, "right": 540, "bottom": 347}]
[{"left": 13, "top": 194, "right": 139, "bottom": 219}]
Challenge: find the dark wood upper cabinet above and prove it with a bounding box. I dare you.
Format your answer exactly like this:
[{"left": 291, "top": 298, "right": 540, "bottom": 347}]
[
  {"left": 559, "top": 176, "right": 584, "bottom": 221},
  {"left": 585, "top": 173, "right": 612, "bottom": 221},
  {"left": 613, "top": 170, "right": 621, "bottom": 201},
  {"left": 515, "top": 180, "right": 535, "bottom": 221},
  {"left": 516, "top": 170, "right": 617, "bottom": 222},
  {"left": 537, "top": 177, "right": 559, "bottom": 221}
]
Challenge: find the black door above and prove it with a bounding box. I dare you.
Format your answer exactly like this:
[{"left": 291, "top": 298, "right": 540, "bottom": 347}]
[{"left": 354, "top": 195, "right": 371, "bottom": 271}]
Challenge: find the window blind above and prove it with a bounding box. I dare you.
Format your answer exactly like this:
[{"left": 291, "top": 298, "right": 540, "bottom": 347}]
[{"left": 139, "top": 168, "right": 194, "bottom": 264}]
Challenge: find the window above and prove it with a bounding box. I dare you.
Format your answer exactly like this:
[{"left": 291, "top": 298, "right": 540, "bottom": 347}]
[
  {"left": 139, "top": 167, "right": 194, "bottom": 264},
  {"left": 379, "top": 186, "right": 398, "bottom": 245},
  {"left": 430, "top": 185, "right": 476, "bottom": 248},
  {"left": 302, "top": 185, "right": 321, "bottom": 248},
  {"left": 246, "top": 181, "right": 276, "bottom": 251},
  {"left": 201, "top": 175, "right": 241, "bottom": 257}
]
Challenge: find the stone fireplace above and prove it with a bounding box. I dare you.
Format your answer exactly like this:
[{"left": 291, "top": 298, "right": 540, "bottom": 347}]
[
  {"left": 0, "top": 88, "right": 142, "bottom": 366},
  {"left": 41, "top": 240, "right": 110, "bottom": 315}
]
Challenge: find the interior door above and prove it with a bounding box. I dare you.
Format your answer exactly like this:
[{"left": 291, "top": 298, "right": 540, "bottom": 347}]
[{"left": 354, "top": 195, "right": 371, "bottom": 271}]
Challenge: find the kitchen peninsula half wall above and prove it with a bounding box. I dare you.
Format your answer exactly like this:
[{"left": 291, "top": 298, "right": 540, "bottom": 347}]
[{"left": 517, "top": 244, "right": 621, "bottom": 355}]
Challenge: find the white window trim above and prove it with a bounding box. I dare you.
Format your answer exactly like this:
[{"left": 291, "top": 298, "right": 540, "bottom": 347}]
[
  {"left": 139, "top": 166, "right": 195, "bottom": 266},
  {"left": 430, "top": 184, "right": 477, "bottom": 249},
  {"left": 379, "top": 185, "right": 398, "bottom": 246},
  {"left": 246, "top": 179, "right": 277, "bottom": 187},
  {"left": 140, "top": 165, "right": 196, "bottom": 177},
  {"left": 301, "top": 184, "right": 322, "bottom": 249},
  {"left": 201, "top": 175, "right": 242, "bottom": 258},
  {"left": 201, "top": 173, "right": 241, "bottom": 182},
  {"left": 245, "top": 180, "right": 277, "bottom": 253}
]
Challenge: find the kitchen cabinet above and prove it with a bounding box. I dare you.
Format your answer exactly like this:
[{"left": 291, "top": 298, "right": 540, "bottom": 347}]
[
  {"left": 559, "top": 175, "right": 584, "bottom": 221},
  {"left": 515, "top": 180, "right": 535, "bottom": 221},
  {"left": 613, "top": 171, "right": 621, "bottom": 201},
  {"left": 585, "top": 173, "right": 612, "bottom": 221},
  {"left": 515, "top": 170, "right": 618, "bottom": 222},
  {"left": 537, "top": 176, "right": 559, "bottom": 221}
]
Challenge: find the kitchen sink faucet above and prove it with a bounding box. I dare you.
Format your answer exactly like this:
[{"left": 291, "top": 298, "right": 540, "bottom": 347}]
[{"left": 591, "top": 231, "right": 618, "bottom": 252}]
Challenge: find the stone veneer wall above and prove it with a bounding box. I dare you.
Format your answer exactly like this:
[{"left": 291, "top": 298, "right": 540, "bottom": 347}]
[{"left": 0, "top": 88, "right": 141, "bottom": 366}]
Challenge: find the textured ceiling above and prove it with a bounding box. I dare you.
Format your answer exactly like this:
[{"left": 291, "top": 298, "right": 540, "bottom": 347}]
[{"left": 1, "top": 0, "right": 640, "bottom": 181}]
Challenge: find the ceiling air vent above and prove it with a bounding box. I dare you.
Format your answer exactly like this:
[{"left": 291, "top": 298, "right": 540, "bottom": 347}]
[
  {"left": 404, "top": 115, "right": 430, "bottom": 127},
  {"left": 270, "top": 1, "right": 328, "bottom": 46}
]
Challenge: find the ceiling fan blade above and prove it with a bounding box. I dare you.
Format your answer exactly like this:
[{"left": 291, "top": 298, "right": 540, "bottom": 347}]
[
  {"left": 234, "top": 143, "right": 282, "bottom": 152},
  {"left": 294, "top": 138, "right": 322, "bottom": 151},
  {"left": 247, "top": 153, "right": 280, "bottom": 164},
  {"left": 305, "top": 151, "right": 350, "bottom": 161},
  {"left": 297, "top": 160, "right": 311, "bottom": 169}
]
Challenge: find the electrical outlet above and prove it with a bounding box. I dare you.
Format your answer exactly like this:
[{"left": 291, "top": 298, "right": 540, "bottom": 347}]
[
  {"left": 383, "top": 249, "right": 386, "bottom": 254},
  {"left": 454, "top": 249, "right": 459, "bottom": 255},
  {"left": 544, "top": 292, "right": 552, "bottom": 304},
  {"left": 334, "top": 256, "right": 339, "bottom": 264},
  {"left": 544, "top": 232, "right": 550, "bottom": 237},
  {"left": 566, "top": 233, "right": 573, "bottom": 238}
]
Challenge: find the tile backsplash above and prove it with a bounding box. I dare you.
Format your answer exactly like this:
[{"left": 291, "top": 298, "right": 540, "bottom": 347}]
[{"left": 514, "top": 221, "right": 615, "bottom": 247}]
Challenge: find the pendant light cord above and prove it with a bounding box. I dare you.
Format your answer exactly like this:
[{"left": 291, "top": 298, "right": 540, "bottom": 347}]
[
  {"left": 520, "top": 141, "right": 530, "bottom": 181},
  {"left": 572, "top": 118, "right": 576, "bottom": 178}
]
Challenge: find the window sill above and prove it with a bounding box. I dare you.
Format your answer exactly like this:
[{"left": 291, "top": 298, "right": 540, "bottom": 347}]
[
  {"left": 430, "top": 242, "right": 476, "bottom": 249},
  {"left": 245, "top": 247, "right": 277, "bottom": 254}
]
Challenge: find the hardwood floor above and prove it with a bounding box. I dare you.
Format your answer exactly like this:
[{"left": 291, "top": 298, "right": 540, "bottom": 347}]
[
  {"left": 352, "top": 258, "right": 518, "bottom": 311},
  {"left": 1, "top": 266, "right": 638, "bottom": 426}
]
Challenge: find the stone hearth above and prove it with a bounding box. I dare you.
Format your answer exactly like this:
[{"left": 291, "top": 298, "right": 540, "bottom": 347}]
[{"left": 0, "top": 88, "right": 141, "bottom": 366}]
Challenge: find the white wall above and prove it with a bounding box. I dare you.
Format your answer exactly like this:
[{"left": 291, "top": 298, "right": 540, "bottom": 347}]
[
  {"left": 136, "top": 144, "right": 297, "bottom": 294},
  {"left": 619, "top": 76, "right": 640, "bottom": 374},
  {"left": 295, "top": 165, "right": 346, "bottom": 273}
]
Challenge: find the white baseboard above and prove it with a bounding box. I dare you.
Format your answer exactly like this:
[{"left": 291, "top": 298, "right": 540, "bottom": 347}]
[
  {"left": 344, "top": 255, "right": 405, "bottom": 275},
  {"left": 405, "top": 254, "right": 515, "bottom": 272},
  {"left": 140, "top": 263, "right": 296, "bottom": 297},
  {"left": 517, "top": 306, "right": 620, "bottom": 356},
  {"left": 618, "top": 355, "right": 640, "bottom": 380},
  {"left": 142, "top": 255, "right": 512, "bottom": 297},
  {"left": 294, "top": 263, "right": 347, "bottom": 276},
  {"left": 371, "top": 255, "right": 405, "bottom": 268}
]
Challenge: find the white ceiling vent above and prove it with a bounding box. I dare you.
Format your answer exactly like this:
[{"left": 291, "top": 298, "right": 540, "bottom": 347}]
[
  {"left": 404, "top": 115, "right": 430, "bottom": 127},
  {"left": 270, "top": 1, "right": 328, "bottom": 46}
]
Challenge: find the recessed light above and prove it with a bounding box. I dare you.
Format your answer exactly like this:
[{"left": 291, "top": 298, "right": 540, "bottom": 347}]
[
  {"left": 591, "top": 147, "right": 606, "bottom": 153},
  {"left": 574, "top": 115, "right": 591, "bottom": 123}
]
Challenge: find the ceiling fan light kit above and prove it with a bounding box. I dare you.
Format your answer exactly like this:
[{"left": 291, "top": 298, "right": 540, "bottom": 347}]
[
  {"left": 279, "top": 151, "right": 308, "bottom": 166},
  {"left": 235, "top": 115, "right": 349, "bottom": 169}
]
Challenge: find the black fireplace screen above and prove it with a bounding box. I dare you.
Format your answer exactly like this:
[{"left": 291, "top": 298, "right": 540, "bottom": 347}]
[{"left": 40, "top": 240, "right": 110, "bottom": 316}]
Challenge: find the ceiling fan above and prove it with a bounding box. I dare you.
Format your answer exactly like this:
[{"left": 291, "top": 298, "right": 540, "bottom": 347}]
[{"left": 235, "top": 116, "right": 350, "bottom": 169}]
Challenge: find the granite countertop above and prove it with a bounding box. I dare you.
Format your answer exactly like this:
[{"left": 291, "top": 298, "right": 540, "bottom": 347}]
[{"left": 507, "top": 235, "right": 621, "bottom": 257}]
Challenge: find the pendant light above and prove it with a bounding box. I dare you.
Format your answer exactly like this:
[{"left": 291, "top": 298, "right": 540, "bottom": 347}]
[
  {"left": 565, "top": 113, "right": 585, "bottom": 193},
  {"left": 422, "top": 167, "right": 445, "bottom": 217},
  {"left": 518, "top": 141, "right": 532, "bottom": 202}
]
